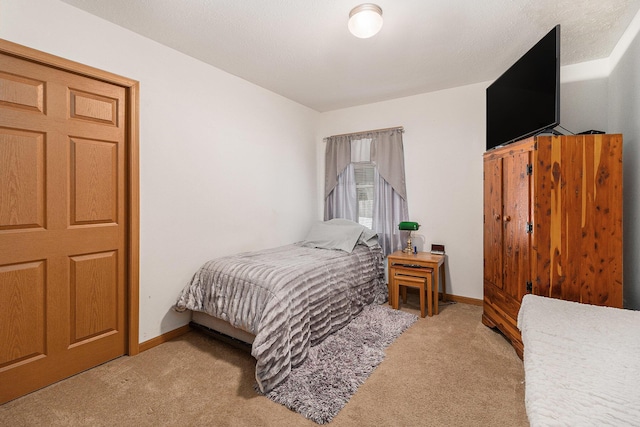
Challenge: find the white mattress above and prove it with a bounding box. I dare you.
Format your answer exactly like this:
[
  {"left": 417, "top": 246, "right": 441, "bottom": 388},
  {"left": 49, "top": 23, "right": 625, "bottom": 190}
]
[{"left": 517, "top": 294, "right": 640, "bottom": 426}]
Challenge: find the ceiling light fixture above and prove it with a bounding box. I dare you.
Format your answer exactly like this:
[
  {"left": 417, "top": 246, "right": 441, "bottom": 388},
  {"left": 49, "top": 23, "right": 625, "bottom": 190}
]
[{"left": 348, "top": 4, "right": 383, "bottom": 39}]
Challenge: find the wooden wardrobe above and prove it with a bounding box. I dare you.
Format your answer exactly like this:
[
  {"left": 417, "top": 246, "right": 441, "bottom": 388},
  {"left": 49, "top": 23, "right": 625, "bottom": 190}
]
[{"left": 482, "top": 134, "right": 623, "bottom": 356}]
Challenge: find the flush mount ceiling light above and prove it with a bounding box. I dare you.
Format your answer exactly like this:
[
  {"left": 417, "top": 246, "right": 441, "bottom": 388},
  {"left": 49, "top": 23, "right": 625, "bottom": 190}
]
[{"left": 348, "top": 4, "right": 383, "bottom": 39}]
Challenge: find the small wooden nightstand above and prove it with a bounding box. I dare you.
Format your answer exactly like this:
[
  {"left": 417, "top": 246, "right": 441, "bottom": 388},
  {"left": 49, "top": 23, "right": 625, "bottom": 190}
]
[{"left": 388, "top": 251, "right": 447, "bottom": 317}]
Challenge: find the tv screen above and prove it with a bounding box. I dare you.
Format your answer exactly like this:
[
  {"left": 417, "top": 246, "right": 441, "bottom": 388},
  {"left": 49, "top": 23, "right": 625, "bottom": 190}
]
[{"left": 486, "top": 25, "right": 560, "bottom": 151}]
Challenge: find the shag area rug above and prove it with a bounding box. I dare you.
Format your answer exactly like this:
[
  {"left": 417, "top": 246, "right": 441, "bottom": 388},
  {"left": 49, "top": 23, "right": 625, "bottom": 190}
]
[{"left": 258, "top": 304, "right": 418, "bottom": 424}]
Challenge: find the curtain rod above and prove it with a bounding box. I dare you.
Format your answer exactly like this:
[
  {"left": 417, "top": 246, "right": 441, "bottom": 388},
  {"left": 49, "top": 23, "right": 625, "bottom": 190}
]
[{"left": 327, "top": 126, "right": 404, "bottom": 139}]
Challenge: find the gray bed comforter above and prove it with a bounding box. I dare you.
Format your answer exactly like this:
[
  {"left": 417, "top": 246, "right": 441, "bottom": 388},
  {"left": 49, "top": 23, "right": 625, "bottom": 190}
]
[{"left": 175, "top": 243, "right": 386, "bottom": 393}]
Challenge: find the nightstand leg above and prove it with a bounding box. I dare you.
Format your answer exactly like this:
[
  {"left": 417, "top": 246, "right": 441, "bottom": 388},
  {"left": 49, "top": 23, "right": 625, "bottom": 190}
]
[
  {"left": 427, "top": 274, "right": 433, "bottom": 317},
  {"left": 434, "top": 270, "right": 438, "bottom": 316},
  {"left": 391, "top": 279, "right": 397, "bottom": 308},
  {"left": 435, "top": 264, "right": 445, "bottom": 315},
  {"left": 441, "top": 263, "right": 447, "bottom": 303}
]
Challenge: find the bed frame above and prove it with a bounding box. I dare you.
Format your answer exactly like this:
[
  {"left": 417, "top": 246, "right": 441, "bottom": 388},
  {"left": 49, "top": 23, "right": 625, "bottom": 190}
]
[{"left": 189, "top": 312, "right": 255, "bottom": 352}]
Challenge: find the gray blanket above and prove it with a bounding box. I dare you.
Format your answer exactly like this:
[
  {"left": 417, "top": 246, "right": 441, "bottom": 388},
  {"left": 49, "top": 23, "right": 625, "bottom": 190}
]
[{"left": 175, "top": 243, "right": 386, "bottom": 393}]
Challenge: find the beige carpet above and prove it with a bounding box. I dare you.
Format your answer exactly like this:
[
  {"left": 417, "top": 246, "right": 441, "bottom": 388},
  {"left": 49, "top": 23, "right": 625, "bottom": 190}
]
[{"left": 0, "top": 297, "right": 528, "bottom": 426}]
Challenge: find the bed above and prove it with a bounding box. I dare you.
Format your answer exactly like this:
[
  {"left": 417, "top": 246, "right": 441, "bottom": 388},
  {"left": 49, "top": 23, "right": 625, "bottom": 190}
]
[
  {"left": 175, "top": 219, "right": 386, "bottom": 393},
  {"left": 517, "top": 294, "right": 640, "bottom": 426}
]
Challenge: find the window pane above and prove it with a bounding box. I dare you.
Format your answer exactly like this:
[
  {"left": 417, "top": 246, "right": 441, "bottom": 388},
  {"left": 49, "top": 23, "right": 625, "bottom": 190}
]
[{"left": 354, "top": 163, "right": 375, "bottom": 229}]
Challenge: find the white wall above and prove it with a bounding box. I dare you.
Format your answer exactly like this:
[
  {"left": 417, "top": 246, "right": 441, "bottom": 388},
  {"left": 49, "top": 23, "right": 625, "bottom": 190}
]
[
  {"left": 0, "top": 0, "right": 320, "bottom": 341},
  {"left": 317, "top": 83, "right": 488, "bottom": 300},
  {"left": 317, "top": 65, "right": 617, "bottom": 302},
  {"left": 3, "top": 0, "right": 638, "bottom": 344},
  {"left": 608, "top": 11, "right": 640, "bottom": 309},
  {"left": 560, "top": 60, "right": 609, "bottom": 134}
]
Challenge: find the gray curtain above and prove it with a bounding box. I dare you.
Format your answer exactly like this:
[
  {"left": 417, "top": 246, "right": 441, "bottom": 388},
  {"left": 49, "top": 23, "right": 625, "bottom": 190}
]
[
  {"left": 324, "top": 128, "right": 409, "bottom": 256},
  {"left": 373, "top": 168, "right": 408, "bottom": 256},
  {"left": 370, "top": 130, "right": 407, "bottom": 201},
  {"left": 324, "top": 163, "right": 357, "bottom": 221},
  {"left": 324, "top": 135, "right": 351, "bottom": 200}
]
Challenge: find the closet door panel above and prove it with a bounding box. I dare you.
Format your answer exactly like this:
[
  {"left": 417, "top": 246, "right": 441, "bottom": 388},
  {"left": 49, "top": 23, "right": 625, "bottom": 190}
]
[
  {"left": 534, "top": 134, "right": 623, "bottom": 307},
  {"left": 483, "top": 157, "right": 503, "bottom": 289},
  {"left": 502, "top": 150, "right": 531, "bottom": 302}
]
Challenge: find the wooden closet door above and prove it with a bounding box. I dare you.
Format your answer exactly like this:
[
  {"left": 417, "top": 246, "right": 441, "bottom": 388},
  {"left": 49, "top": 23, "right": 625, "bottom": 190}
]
[
  {"left": 533, "top": 134, "right": 623, "bottom": 306},
  {"left": 0, "top": 52, "right": 127, "bottom": 403},
  {"left": 483, "top": 150, "right": 531, "bottom": 299},
  {"left": 483, "top": 141, "right": 533, "bottom": 358},
  {"left": 483, "top": 156, "right": 503, "bottom": 289},
  {"left": 501, "top": 150, "right": 531, "bottom": 303}
]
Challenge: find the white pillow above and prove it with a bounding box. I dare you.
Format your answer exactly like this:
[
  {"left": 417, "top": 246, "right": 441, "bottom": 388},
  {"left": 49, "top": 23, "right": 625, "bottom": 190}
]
[
  {"left": 301, "top": 221, "right": 364, "bottom": 253},
  {"left": 326, "top": 218, "right": 379, "bottom": 247}
]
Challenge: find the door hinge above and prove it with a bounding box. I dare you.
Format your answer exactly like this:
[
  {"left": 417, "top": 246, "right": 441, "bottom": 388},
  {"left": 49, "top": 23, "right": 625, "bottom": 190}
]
[
  {"left": 526, "top": 222, "right": 533, "bottom": 233},
  {"left": 526, "top": 164, "right": 533, "bottom": 175},
  {"left": 526, "top": 281, "right": 533, "bottom": 293}
]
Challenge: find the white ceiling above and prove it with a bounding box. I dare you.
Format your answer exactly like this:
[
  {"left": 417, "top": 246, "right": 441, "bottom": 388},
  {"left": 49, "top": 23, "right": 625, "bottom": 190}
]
[{"left": 60, "top": 0, "right": 640, "bottom": 112}]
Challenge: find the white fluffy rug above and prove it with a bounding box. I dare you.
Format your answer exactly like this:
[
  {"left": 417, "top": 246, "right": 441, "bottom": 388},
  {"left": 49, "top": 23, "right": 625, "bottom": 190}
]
[{"left": 258, "top": 304, "right": 417, "bottom": 424}]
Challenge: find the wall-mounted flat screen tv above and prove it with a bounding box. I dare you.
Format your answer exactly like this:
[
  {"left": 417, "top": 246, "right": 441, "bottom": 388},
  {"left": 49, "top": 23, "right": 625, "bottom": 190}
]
[{"left": 486, "top": 25, "right": 560, "bottom": 151}]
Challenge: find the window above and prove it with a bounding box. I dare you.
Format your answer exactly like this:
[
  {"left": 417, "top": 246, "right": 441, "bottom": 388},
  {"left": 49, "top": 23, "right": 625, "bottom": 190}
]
[
  {"left": 324, "top": 128, "right": 408, "bottom": 256},
  {"left": 354, "top": 163, "right": 375, "bottom": 228}
]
